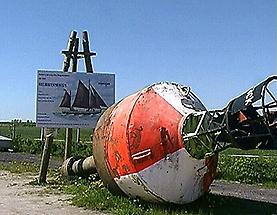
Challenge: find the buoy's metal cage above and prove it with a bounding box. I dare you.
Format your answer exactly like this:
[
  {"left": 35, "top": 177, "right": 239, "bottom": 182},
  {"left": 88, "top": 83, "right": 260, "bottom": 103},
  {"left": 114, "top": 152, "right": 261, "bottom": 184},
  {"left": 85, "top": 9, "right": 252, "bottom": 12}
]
[{"left": 183, "top": 76, "right": 277, "bottom": 158}]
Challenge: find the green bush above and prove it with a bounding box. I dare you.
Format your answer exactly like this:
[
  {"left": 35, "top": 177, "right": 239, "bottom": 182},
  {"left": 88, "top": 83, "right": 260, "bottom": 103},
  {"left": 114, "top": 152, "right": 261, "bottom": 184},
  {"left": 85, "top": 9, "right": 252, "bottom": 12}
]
[
  {"left": 12, "top": 136, "right": 42, "bottom": 154},
  {"left": 11, "top": 135, "right": 92, "bottom": 157},
  {"left": 51, "top": 140, "right": 92, "bottom": 157},
  {"left": 217, "top": 155, "right": 277, "bottom": 184}
]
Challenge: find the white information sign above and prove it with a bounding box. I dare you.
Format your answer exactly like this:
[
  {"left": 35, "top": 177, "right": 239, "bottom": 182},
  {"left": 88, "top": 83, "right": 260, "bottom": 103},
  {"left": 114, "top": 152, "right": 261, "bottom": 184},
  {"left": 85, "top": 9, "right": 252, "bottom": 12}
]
[{"left": 36, "top": 70, "right": 115, "bottom": 128}]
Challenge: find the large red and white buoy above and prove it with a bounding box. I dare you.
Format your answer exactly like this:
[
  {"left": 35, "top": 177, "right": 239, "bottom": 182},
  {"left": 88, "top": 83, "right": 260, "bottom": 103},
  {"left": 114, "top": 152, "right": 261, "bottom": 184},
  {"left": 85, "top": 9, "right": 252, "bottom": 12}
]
[{"left": 92, "top": 82, "right": 218, "bottom": 204}]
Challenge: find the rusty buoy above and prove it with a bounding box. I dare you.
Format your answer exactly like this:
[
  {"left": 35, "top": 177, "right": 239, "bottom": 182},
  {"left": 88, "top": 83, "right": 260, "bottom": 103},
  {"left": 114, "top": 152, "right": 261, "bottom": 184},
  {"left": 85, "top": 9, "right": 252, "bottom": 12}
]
[{"left": 92, "top": 82, "right": 218, "bottom": 204}]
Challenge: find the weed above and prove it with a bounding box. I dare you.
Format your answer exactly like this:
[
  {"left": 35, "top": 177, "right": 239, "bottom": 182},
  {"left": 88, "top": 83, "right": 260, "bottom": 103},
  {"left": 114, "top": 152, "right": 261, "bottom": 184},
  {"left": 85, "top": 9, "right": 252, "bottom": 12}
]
[
  {"left": 217, "top": 155, "right": 277, "bottom": 185},
  {"left": 0, "top": 161, "right": 39, "bottom": 174},
  {"left": 51, "top": 176, "right": 277, "bottom": 215}
]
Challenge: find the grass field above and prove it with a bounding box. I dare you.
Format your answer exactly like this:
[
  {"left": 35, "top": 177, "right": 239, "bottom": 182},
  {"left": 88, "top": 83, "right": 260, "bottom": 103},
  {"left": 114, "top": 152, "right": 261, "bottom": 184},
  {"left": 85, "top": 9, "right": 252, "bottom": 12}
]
[
  {"left": 0, "top": 123, "right": 93, "bottom": 157},
  {"left": 221, "top": 147, "right": 277, "bottom": 157},
  {"left": 0, "top": 122, "right": 92, "bottom": 141},
  {"left": 0, "top": 122, "right": 276, "bottom": 214}
]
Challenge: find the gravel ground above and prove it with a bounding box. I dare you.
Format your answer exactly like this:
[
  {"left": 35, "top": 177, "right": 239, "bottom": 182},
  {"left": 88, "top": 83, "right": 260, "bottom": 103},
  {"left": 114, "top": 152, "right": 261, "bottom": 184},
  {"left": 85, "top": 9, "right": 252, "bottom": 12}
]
[
  {"left": 0, "top": 152, "right": 110, "bottom": 214},
  {"left": 0, "top": 171, "right": 107, "bottom": 215},
  {"left": 0, "top": 151, "right": 62, "bottom": 168}
]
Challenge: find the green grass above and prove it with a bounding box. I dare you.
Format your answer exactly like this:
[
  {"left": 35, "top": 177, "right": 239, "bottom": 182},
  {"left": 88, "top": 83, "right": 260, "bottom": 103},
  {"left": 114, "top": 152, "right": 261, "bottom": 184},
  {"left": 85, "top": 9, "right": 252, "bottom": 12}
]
[
  {"left": 0, "top": 161, "right": 39, "bottom": 174},
  {"left": 0, "top": 161, "right": 60, "bottom": 176},
  {"left": 217, "top": 155, "right": 277, "bottom": 187},
  {"left": 0, "top": 122, "right": 93, "bottom": 158},
  {"left": 0, "top": 123, "right": 93, "bottom": 142},
  {"left": 10, "top": 136, "right": 92, "bottom": 157},
  {"left": 52, "top": 176, "right": 277, "bottom": 215},
  {"left": 49, "top": 128, "right": 92, "bottom": 143},
  {"left": 221, "top": 147, "right": 277, "bottom": 156}
]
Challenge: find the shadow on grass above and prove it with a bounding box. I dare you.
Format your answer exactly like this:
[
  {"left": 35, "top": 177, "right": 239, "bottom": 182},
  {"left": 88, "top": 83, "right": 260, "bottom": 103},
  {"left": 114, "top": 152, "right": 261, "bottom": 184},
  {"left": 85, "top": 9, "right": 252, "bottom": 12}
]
[
  {"left": 65, "top": 179, "right": 277, "bottom": 215},
  {"left": 159, "top": 193, "right": 277, "bottom": 215}
]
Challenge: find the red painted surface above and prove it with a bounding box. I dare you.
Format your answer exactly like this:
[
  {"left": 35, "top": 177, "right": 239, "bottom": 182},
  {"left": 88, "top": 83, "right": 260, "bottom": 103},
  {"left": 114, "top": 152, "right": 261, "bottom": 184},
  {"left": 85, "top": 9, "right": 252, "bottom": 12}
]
[
  {"left": 105, "top": 92, "right": 140, "bottom": 178},
  {"left": 127, "top": 88, "right": 183, "bottom": 172},
  {"left": 202, "top": 154, "right": 218, "bottom": 192},
  {"left": 105, "top": 87, "right": 184, "bottom": 177}
]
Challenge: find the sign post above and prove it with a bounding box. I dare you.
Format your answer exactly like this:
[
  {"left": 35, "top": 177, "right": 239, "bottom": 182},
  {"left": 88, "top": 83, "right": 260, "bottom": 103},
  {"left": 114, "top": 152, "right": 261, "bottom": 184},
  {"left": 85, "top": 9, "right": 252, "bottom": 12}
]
[
  {"left": 37, "top": 31, "right": 115, "bottom": 183},
  {"left": 61, "top": 30, "right": 97, "bottom": 159}
]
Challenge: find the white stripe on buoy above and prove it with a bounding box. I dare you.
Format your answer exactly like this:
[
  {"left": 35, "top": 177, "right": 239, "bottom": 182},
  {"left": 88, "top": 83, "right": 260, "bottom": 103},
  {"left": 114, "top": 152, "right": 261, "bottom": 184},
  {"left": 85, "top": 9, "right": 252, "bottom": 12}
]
[
  {"left": 152, "top": 82, "right": 206, "bottom": 117},
  {"left": 115, "top": 148, "right": 208, "bottom": 204}
]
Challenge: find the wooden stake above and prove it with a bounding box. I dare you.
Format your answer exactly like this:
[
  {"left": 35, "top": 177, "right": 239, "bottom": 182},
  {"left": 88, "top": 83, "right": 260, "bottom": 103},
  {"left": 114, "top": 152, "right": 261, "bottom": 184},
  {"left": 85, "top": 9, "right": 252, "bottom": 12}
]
[
  {"left": 62, "top": 31, "right": 77, "bottom": 72},
  {"left": 12, "top": 123, "right": 16, "bottom": 139},
  {"left": 76, "top": 128, "right": 80, "bottom": 143},
  {"left": 64, "top": 128, "right": 72, "bottom": 160},
  {"left": 82, "top": 31, "right": 96, "bottom": 73},
  {"left": 40, "top": 128, "right": 45, "bottom": 155},
  {"left": 62, "top": 31, "right": 78, "bottom": 160},
  {"left": 40, "top": 128, "right": 45, "bottom": 141},
  {"left": 62, "top": 31, "right": 96, "bottom": 160},
  {"left": 38, "top": 128, "right": 54, "bottom": 183},
  {"left": 72, "top": 38, "right": 79, "bottom": 73}
]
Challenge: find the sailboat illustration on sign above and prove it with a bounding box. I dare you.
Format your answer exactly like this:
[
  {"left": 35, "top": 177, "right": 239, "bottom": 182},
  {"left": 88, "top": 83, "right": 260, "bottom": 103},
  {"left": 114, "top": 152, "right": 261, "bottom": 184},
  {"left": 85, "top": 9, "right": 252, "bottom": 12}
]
[{"left": 59, "top": 80, "right": 107, "bottom": 115}]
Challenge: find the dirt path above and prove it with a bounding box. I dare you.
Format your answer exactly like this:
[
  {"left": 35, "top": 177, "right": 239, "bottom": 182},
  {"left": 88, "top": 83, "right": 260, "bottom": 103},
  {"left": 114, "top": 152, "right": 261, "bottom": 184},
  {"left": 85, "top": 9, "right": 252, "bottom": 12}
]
[
  {"left": 210, "top": 180, "right": 277, "bottom": 204},
  {"left": 0, "top": 171, "right": 107, "bottom": 215},
  {"left": 0, "top": 152, "right": 62, "bottom": 168}
]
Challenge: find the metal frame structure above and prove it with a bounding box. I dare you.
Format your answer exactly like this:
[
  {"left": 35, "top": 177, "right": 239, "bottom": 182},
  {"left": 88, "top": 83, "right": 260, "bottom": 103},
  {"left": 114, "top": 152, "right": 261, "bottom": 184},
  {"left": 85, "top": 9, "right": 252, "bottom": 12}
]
[{"left": 183, "top": 76, "right": 277, "bottom": 159}]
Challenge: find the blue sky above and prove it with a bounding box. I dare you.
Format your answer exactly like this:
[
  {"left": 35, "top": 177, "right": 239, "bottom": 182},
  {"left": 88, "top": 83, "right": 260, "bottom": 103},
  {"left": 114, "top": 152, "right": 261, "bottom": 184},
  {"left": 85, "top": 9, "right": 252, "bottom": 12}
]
[{"left": 0, "top": 0, "right": 276, "bottom": 121}]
